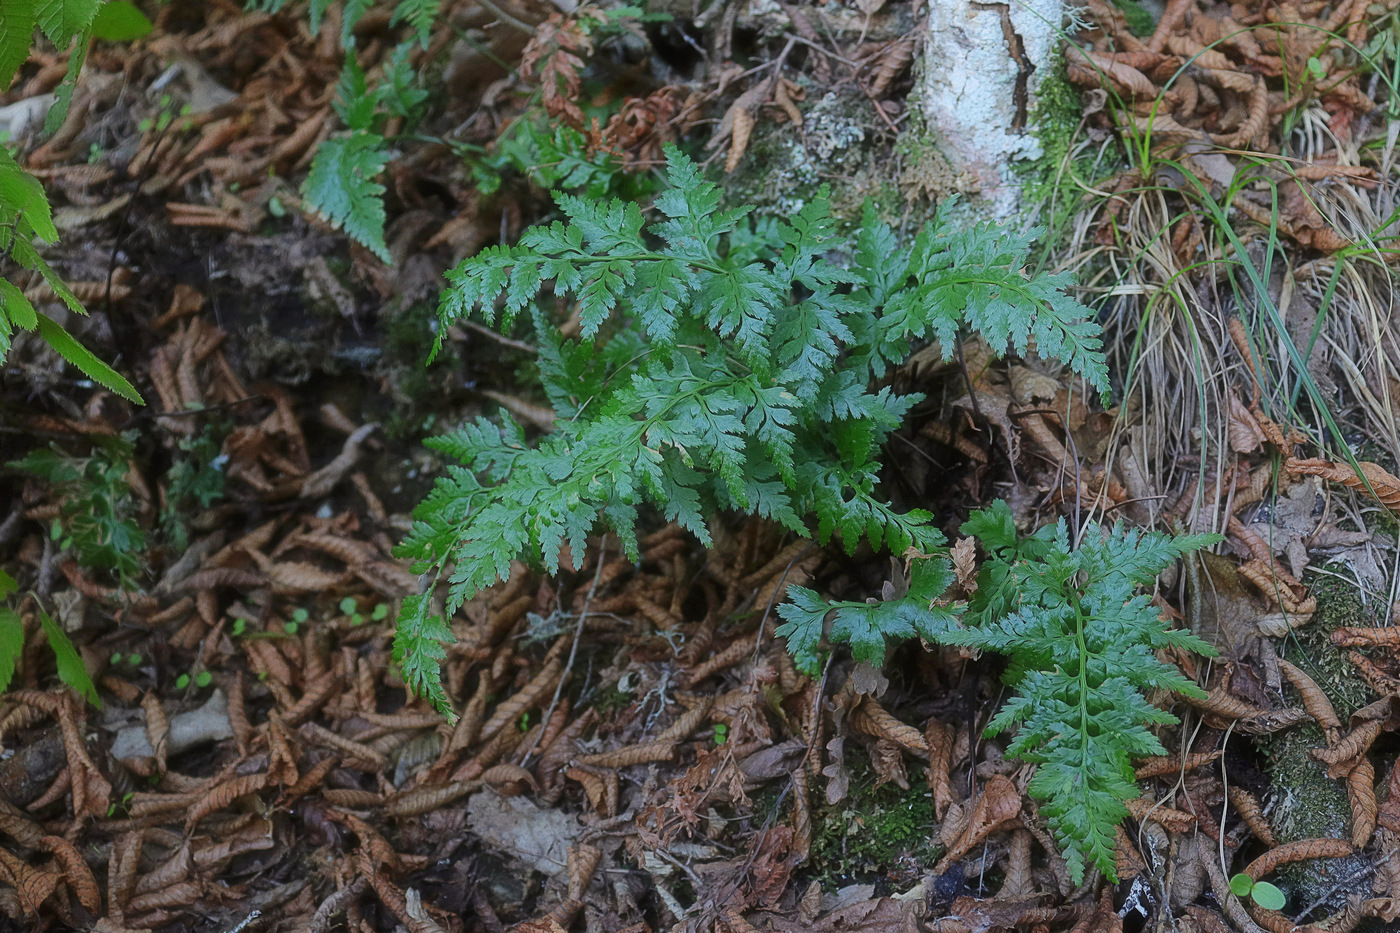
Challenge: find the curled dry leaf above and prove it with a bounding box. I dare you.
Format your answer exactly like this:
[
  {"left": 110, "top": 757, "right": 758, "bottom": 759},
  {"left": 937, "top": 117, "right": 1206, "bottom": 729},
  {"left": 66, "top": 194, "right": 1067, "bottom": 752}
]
[
  {"left": 575, "top": 739, "right": 675, "bottom": 769},
  {"left": 926, "top": 719, "right": 956, "bottom": 819},
  {"left": 1134, "top": 750, "right": 1223, "bottom": 780},
  {"left": 850, "top": 698, "right": 928, "bottom": 757},
  {"left": 1348, "top": 756, "right": 1377, "bottom": 848},
  {"left": 478, "top": 657, "right": 563, "bottom": 744},
  {"left": 185, "top": 772, "right": 270, "bottom": 828},
  {"left": 1243, "top": 837, "right": 1353, "bottom": 881},
  {"left": 726, "top": 107, "right": 754, "bottom": 174},
  {"left": 1332, "top": 627, "right": 1400, "bottom": 648},
  {"left": 1279, "top": 659, "right": 1342, "bottom": 742},
  {"left": 938, "top": 774, "right": 1022, "bottom": 867},
  {"left": 1227, "top": 786, "right": 1278, "bottom": 848},
  {"left": 40, "top": 835, "right": 101, "bottom": 914},
  {"left": 1125, "top": 796, "right": 1197, "bottom": 832},
  {"left": 951, "top": 537, "right": 977, "bottom": 592},
  {"left": 1288, "top": 458, "right": 1400, "bottom": 513}
]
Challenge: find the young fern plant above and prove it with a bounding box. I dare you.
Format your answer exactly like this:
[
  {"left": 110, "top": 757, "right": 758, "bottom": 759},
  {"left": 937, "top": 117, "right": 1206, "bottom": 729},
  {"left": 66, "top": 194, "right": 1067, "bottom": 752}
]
[
  {"left": 395, "top": 146, "right": 1214, "bottom": 880},
  {"left": 948, "top": 501, "right": 1220, "bottom": 882},
  {"left": 395, "top": 145, "right": 1107, "bottom": 706}
]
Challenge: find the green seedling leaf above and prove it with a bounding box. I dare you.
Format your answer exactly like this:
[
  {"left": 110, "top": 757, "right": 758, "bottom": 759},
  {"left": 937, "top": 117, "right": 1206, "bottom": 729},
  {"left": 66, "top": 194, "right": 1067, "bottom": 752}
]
[
  {"left": 176, "top": 673, "right": 190, "bottom": 689},
  {"left": 195, "top": 670, "right": 212, "bottom": 688},
  {"left": 1230, "top": 873, "right": 1254, "bottom": 898},
  {"left": 1251, "top": 882, "right": 1285, "bottom": 911},
  {"left": 339, "top": 597, "right": 357, "bottom": 614}
]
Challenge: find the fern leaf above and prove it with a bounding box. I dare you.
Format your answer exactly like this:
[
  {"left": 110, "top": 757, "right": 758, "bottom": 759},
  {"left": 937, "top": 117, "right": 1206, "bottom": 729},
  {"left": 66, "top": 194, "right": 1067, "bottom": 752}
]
[
  {"left": 776, "top": 556, "right": 958, "bottom": 675},
  {"left": 341, "top": 0, "right": 374, "bottom": 47},
  {"left": 392, "top": 593, "right": 455, "bottom": 716},
  {"left": 955, "top": 510, "right": 1220, "bottom": 882},
  {"left": 391, "top": 0, "right": 439, "bottom": 47},
  {"left": 301, "top": 131, "right": 391, "bottom": 262}
]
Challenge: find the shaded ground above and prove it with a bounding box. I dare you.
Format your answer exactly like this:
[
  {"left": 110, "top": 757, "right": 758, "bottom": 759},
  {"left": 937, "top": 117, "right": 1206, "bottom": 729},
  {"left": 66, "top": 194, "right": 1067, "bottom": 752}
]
[{"left": 3, "top": 2, "right": 1400, "bottom": 933}]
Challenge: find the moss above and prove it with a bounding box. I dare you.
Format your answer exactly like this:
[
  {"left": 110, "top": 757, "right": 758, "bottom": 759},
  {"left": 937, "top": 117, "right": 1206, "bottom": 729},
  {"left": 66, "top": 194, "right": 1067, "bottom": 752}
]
[
  {"left": 1263, "top": 565, "right": 1380, "bottom": 911},
  {"left": 1280, "top": 567, "right": 1380, "bottom": 720},
  {"left": 1013, "top": 52, "right": 1120, "bottom": 252},
  {"left": 1264, "top": 725, "right": 1370, "bottom": 911},
  {"left": 804, "top": 749, "right": 941, "bottom": 889}
]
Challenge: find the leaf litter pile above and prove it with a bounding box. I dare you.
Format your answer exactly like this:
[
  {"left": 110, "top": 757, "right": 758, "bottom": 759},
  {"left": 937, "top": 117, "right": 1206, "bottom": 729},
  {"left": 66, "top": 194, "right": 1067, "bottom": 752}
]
[{"left": 4, "top": 2, "right": 1400, "bottom": 932}]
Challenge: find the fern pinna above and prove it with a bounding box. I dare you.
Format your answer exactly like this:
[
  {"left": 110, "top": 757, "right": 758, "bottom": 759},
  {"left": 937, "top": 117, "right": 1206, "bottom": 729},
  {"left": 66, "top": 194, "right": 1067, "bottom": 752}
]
[{"left": 395, "top": 147, "right": 1209, "bottom": 878}]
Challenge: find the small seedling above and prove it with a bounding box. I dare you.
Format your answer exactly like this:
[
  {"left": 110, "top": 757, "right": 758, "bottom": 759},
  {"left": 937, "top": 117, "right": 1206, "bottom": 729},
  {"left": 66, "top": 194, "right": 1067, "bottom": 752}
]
[
  {"left": 284, "top": 620, "right": 299, "bottom": 635},
  {"left": 195, "top": 670, "right": 212, "bottom": 688},
  {"left": 231, "top": 618, "right": 247, "bottom": 637},
  {"left": 1229, "top": 874, "right": 1286, "bottom": 911},
  {"left": 339, "top": 597, "right": 358, "bottom": 615},
  {"left": 175, "top": 673, "right": 190, "bottom": 689},
  {"left": 713, "top": 723, "right": 728, "bottom": 745},
  {"left": 371, "top": 603, "right": 389, "bottom": 622}
]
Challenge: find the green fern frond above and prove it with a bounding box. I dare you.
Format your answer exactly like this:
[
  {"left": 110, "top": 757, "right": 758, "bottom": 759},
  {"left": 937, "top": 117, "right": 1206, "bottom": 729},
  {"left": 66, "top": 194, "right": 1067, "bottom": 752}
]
[
  {"left": 301, "top": 131, "right": 392, "bottom": 262},
  {"left": 953, "top": 510, "right": 1220, "bottom": 882}
]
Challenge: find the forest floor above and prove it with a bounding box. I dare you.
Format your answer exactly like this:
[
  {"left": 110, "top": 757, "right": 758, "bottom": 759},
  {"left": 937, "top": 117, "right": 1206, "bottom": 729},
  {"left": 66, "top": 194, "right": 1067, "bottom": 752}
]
[{"left": 4, "top": 1, "right": 1400, "bottom": 932}]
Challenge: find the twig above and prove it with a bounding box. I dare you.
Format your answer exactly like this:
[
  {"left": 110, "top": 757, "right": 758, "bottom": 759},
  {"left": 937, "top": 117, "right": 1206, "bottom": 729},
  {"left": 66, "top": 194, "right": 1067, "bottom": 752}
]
[
  {"left": 474, "top": 0, "right": 536, "bottom": 35},
  {"left": 783, "top": 32, "right": 862, "bottom": 69},
  {"left": 456, "top": 318, "right": 538, "bottom": 355}
]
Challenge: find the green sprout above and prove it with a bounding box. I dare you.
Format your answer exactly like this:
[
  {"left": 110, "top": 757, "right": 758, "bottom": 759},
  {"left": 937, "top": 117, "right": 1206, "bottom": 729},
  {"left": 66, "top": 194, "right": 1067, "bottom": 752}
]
[{"left": 1229, "top": 874, "right": 1286, "bottom": 911}]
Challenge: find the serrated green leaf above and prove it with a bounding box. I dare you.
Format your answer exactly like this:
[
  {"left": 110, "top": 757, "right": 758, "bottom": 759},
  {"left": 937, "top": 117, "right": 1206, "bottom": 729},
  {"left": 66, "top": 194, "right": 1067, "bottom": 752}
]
[
  {"left": 392, "top": 593, "right": 455, "bottom": 717},
  {"left": 301, "top": 131, "right": 391, "bottom": 262},
  {"left": 0, "top": 148, "right": 57, "bottom": 243},
  {"left": 0, "top": 0, "right": 37, "bottom": 90},
  {"left": 37, "top": 0, "right": 99, "bottom": 46},
  {"left": 39, "top": 608, "right": 99, "bottom": 707},
  {"left": 33, "top": 312, "right": 143, "bottom": 402}
]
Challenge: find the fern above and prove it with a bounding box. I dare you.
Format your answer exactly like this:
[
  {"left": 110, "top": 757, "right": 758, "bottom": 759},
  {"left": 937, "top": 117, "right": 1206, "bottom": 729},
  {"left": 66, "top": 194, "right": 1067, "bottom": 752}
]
[
  {"left": 951, "top": 501, "right": 1220, "bottom": 883},
  {"left": 395, "top": 145, "right": 1108, "bottom": 710},
  {"left": 302, "top": 131, "right": 392, "bottom": 262}
]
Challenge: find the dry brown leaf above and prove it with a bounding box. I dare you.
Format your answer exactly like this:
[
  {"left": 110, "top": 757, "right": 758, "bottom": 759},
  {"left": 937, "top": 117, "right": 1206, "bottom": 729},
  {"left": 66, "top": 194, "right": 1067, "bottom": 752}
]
[
  {"left": 1332, "top": 627, "right": 1400, "bottom": 648},
  {"left": 1243, "top": 837, "right": 1353, "bottom": 881},
  {"left": 576, "top": 739, "right": 675, "bottom": 769},
  {"left": 951, "top": 537, "right": 977, "bottom": 592},
  {"left": 478, "top": 656, "right": 563, "bottom": 744},
  {"left": 726, "top": 107, "right": 754, "bottom": 174},
  {"left": 850, "top": 698, "right": 928, "bottom": 758},
  {"left": 40, "top": 835, "right": 101, "bottom": 914},
  {"left": 1279, "top": 658, "right": 1342, "bottom": 742},
  {"left": 1125, "top": 796, "right": 1197, "bottom": 832},
  {"left": 938, "top": 774, "right": 1022, "bottom": 867},
  {"left": 185, "top": 773, "right": 270, "bottom": 828},
  {"left": 382, "top": 780, "right": 481, "bottom": 818},
  {"left": 1134, "top": 750, "right": 1223, "bottom": 779},
  {"left": 1288, "top": 458, "right": 1400, "bottom": 513},
  {"left": 1227, "top": 786, "right": 1278, "bottom": 848},
  {"left": 1348, "top": 756, "right": 1378, "bottom": 848}
]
